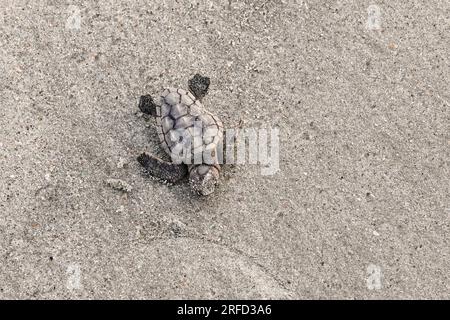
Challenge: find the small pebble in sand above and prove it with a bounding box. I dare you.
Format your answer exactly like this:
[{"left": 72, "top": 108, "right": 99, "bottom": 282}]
[
  {"left": 106, "top": 178, "right": 133, "bottom": 193},
  {"left": 117, "top": 157, "right": 128, "bottom": 169},
  {"left": 169, "top": 220, "right": 186, "bottom": 237}
]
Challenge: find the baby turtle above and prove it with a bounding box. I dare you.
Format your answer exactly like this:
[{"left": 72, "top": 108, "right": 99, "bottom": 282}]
[{"left": 137, "top": 74, "right": 224, "bottom": 196}]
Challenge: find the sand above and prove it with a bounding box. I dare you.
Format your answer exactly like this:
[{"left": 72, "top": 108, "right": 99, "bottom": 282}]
[{"left": 0, "top": 0, "right": 448, "bottom": 299}]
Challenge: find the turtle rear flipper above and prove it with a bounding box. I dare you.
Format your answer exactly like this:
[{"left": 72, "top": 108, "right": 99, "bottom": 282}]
[
  {"left": 188, "top": 74, "right": 210, "bottom": 100},
  {"left": 137, "top": 152, "right": 188, "bottom": 183},
  {"left": 138, "top": 95, "right": 158, "bottom": 116}
]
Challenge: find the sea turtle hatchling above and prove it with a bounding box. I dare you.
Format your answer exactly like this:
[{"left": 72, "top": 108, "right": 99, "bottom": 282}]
[{"left": 137, "top": 74, "right": 224, "bottom": 196}]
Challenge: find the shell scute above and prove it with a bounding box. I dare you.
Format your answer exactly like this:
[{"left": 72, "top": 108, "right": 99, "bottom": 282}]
[
  {"left": 164, "top": 91, "right": 180, "bottom": 105},
  {"left": 170, "top": 103, "right": 188, "bottom": 119}
]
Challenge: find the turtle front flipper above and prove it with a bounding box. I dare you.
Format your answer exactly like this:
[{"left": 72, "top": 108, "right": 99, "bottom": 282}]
[
  {"left": 188, "top": 74, "right": 210, "bottom": 100},
  {"left": 137, "top": 152, "right": 188, "bottom": 183},
  {"left": 138, "top": 95, "right": 158, "bottom": 116}
]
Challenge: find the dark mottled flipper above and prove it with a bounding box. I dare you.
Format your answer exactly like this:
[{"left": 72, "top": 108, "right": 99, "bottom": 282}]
[
  {"left": 137, "top": 152, "right": 188, "bottom": 183},
  {"left": 138, "top": 95, "right": 157, "bottom": 116},
  {"left": 188, "top": 74, "right": 210, "bottom": 100}
]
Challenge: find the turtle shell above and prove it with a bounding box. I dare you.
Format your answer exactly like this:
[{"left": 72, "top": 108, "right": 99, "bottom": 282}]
[{"left": 155, "top": 88, "right": 223, "bottom": 165}]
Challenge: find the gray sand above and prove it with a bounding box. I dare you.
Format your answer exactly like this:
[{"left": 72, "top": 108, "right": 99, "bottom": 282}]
[{"left": 0, "top": 0, "right": 448, "bottom": 299}]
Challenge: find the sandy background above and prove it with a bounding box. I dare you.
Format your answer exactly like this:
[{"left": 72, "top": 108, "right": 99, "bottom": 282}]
[{"left": 0, "top": 0, "right": 448, "bottom": 299}]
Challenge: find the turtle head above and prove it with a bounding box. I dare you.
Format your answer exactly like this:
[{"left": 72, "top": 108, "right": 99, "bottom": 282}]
[{"left": 189, "top": 164, "right": 220, "bottom": 196}]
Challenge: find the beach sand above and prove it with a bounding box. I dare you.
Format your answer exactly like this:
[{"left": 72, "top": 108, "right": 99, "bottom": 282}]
[{"left": 0, "top": 0, "right": 448, "bottom": 298}]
